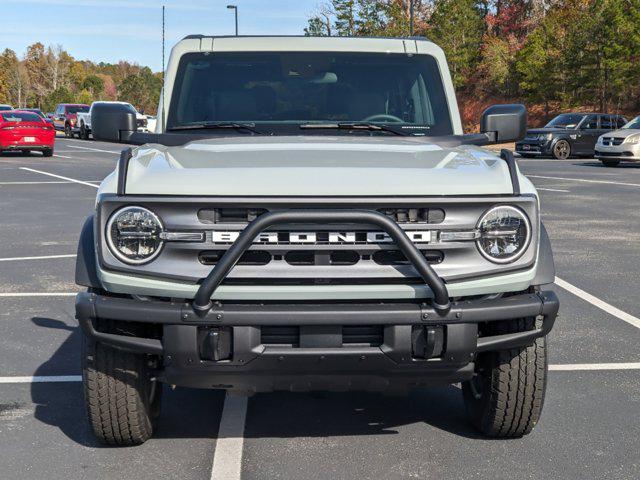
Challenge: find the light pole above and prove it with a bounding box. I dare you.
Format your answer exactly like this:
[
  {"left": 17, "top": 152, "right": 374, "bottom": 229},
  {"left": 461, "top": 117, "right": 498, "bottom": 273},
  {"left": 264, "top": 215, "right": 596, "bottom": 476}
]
[{"left": 227, "top": 5, "right": 238, "bottom": 36}]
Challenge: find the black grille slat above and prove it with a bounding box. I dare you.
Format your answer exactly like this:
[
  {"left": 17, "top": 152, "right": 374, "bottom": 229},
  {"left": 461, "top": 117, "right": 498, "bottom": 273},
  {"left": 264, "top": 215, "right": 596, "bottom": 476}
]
[
  {"left": 260, "top": 325, "right": 383, "bottom": 347},
  {"left": 261, "top": 326, "right": 299, "bottom": 346},
  {"left": 342, "top": 326, "right": 384, "bottom": 346}
]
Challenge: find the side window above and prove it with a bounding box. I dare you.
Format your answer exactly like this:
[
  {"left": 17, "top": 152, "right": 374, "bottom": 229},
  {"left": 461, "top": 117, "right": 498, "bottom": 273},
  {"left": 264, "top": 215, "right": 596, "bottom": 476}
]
[
  {"left": 599, "top": 115, "right": 614, "bottom": 129},
  {"left": 55, "top": 105, "right": 62, "bottom": 115},
  {"left": 583, "top": 115, "right": 598, "bottom": 129}
]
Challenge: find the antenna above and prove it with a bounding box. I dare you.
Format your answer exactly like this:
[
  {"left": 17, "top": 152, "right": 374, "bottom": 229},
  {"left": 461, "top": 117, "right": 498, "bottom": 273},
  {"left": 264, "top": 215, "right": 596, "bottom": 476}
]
[{"left": 161, "top": 4, "right": 166, "bottom": 133}]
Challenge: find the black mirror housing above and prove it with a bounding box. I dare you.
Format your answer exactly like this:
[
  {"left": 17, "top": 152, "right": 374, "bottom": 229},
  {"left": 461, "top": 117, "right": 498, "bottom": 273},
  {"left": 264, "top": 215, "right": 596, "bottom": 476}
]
[
  {"left": 91, "top": 103, "right": 137, "bottom": 143},
  {"left": 480, "top": 104, "right": 527, "bottom": 144}
]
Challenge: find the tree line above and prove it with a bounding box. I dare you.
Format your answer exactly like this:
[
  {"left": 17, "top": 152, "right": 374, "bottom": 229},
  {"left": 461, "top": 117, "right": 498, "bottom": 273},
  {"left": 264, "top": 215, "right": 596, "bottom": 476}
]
[
  {"left": 0, "top": 43, "right": 162, "bottom": 114},
  {"left": 306, "top": 0, "right": 640, "bottom": 127}
]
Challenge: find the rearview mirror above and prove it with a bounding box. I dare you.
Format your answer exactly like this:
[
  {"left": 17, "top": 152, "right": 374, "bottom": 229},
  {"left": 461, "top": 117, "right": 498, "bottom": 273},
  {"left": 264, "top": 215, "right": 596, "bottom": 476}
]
[{"left": 480, "top": 104, "right": 527, "bottom": 144}]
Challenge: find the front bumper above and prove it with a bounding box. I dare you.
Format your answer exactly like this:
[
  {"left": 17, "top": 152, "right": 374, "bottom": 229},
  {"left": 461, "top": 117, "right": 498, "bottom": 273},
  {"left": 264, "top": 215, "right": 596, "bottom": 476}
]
[
  {"left": 595, "top": 143, "right": 640, "bottom": 161},
  {"left": 515, "top": 140, "right": 552, "bottom": 156},
  {"left": 76, "top": 290, "right": 559, "bottom": 392}
]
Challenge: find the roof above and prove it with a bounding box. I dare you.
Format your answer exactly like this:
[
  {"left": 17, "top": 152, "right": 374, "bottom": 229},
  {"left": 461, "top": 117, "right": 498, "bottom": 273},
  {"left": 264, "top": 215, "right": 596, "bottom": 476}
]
[{"left": 182, "top": 34, "right": 430, "bottom": 41}]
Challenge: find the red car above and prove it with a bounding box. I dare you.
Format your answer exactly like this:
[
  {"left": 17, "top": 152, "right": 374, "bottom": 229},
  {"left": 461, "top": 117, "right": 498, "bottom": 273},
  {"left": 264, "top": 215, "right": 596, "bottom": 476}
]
[{"left": 0, "top": 110, "right": 55, "bottom": 156}]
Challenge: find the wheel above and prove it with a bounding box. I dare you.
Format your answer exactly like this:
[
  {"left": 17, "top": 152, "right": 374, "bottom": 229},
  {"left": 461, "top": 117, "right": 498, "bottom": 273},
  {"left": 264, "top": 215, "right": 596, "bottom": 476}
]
[
  {"left": 601, "top": 159, "right": 620, "bottom": 167},
  {"left": 42, "top": 148, "right": 53, "bottom": 157},
  {"left": 462, "top": 317, "right": 547, "bottom": 438},
  {"left": 80, "top": 123, "right": 89, "bottom": 140},
  {"left": 552, "top": 140, "right": 570, "bottom": 159},
  {"left": 64, "top": 123, "right": 73, "bottom": 138},
  {"left": 82, "top": 321, "right": 162, "bottom": 446}
]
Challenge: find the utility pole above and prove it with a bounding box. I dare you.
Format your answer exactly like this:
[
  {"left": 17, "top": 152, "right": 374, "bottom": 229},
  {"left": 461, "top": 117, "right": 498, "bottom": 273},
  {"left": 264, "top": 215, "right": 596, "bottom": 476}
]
[
  {"left": 162, "top": 5, "right": 166, "bottom": 132},
  {"left": 409, "top": 0, "right": 414, "bottom": 36},
  {"left": 227, "top": 5, "right": 238, "bottom": 36}
]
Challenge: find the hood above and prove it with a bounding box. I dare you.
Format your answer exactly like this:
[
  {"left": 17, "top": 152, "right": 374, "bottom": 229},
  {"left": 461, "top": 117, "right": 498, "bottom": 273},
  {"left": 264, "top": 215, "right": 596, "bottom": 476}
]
[
  {"left": 600, "top": 128, "right": 640, "bottom": 138},
  {"left": 525, "top": 127, "right": 569, "bottom": 135},
  {"left": 120, "top": 136, "right": 516, "bottom": 196}
]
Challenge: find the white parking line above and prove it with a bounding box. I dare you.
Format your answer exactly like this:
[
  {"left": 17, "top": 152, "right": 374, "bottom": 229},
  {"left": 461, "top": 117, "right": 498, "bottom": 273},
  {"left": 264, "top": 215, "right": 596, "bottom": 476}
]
[
  {"left": 0, "top": 254, "right": 76, "bottom": 262},
  {"left": 549, "top": 363, "right": 640, "bottom": 371},
  {"left": 536, "top": 187, "right": 570, "bottom": 193},
  {"left": 0, "top": 292, "right": 77, "bottom": 297},
  {"left": 528, "top": 175, "right": 640, "bottom": 188},
  {"left": 53, "top": 154, "right": 74, "bottom": 159},
  {"left": 555, "top": 277, "right": 640, "bottom": 330},
  {"left": 0, "top": 181, "right": 95, "bottom": 185},
  {"left": 65, "top": 144, "right": 121, "bottom": 154},
  {"left": 0, "top": 375, "right": 82, "bottom": 384},
  {"left": 210, "top": 395, "right": 248, "bottom": 480},
  {"left": 1, "top": 362, "right": 638, "bottom": 386},
  {"left": 19, "top": 167, "right": 99, "bottom": 189}
]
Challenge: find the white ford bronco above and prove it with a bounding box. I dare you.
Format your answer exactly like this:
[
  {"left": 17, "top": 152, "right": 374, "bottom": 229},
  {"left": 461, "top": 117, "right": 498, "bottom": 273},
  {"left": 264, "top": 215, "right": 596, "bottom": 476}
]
[{"left": 75, "top": 36, "right": 558, "bottom": 445}]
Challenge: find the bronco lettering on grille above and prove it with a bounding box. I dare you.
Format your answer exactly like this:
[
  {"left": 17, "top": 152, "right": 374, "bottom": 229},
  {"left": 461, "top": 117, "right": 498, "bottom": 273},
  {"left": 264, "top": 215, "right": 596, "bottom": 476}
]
[{"left": 210, "top": 231, "right": 432, "bottom": 244}]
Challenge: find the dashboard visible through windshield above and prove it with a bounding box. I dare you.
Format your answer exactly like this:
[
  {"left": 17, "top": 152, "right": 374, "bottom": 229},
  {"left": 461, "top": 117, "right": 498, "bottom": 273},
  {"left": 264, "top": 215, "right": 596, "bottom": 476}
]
[{"left": 167, "top": 51, "right": 453, "bottom": 136}]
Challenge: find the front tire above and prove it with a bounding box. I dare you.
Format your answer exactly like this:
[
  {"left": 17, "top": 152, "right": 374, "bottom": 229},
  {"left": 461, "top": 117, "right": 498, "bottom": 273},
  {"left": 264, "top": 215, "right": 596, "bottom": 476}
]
[
  {"left": 42, "top": 148, "right": 53, "bottom": 157},
  {"left": 64, "top": 124, "right": 73, "bottom": 138},
  {"left": 552, "top": 140, "right": 571, "bottom": 159},
  {"left": 462, "top": 318, "right": 547, "bottom": 438},
  {"left": 80, "top": 123, "right": 89, "bottom": 140},
  {"left": 82, "top": 325, "right": 161, "bottom": 446}
]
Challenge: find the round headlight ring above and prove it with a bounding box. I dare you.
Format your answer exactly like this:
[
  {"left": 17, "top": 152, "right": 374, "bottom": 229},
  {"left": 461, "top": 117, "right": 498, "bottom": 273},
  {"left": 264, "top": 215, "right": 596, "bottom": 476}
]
[
  {"left": 476, "top": 205, "right": 531, "bottom": 264},
  {"left": 106, "top": 206, "right": 164, "bottom": 265}
]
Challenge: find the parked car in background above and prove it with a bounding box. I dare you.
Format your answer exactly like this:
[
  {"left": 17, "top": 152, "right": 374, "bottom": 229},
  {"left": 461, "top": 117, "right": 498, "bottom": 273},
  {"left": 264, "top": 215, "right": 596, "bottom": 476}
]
[
  {"left": 515, "top": 113, "right": 627, "bottom": 159},
  {"left": 0, "top": 104, "right": 13, "bottom": 111},
  {"left": 0, "top": 110, "right": 55, "bottom": 156},
  {"left": 22, "top": 108, "right": 54, "bottom": 126},
  {"left": 76, "top": 101, "right": 153, "bottom": 139},
  {"left": 595, "top": 115, "right": 640, "bottom": 167},
  {"left": 52, "top": 103, "right": 89, "bottom": 138}
]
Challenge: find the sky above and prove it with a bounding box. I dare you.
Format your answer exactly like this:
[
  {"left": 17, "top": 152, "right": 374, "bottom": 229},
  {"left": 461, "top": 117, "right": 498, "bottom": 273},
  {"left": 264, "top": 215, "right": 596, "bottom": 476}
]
[{"left": 0, "top": 0, "right": 318, "bottom": 71}]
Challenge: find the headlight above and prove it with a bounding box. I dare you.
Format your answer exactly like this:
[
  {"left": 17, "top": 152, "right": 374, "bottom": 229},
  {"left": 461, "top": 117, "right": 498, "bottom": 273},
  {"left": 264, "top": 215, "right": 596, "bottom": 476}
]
[
  {"left": 476, "top": 206, "right": 531, "bottom": 264},
  {"left": 624, "top": 134, "right": 640, "bottom": 144},
  {"left": 539, "top": 133, "right": 551, "bottom": 141},
  {"left": 106, "top": 206, "right": 164, "bottom": 264}
]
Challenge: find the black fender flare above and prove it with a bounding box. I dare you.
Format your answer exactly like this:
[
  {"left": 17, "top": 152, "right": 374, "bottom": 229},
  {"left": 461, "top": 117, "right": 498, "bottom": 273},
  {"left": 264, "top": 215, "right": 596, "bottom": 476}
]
[
  {"left": 75, "top": 215, "right": 102, "bottom": 289},
  {"left": 533, "top": 222, "right": 556, "bottom": 286}
]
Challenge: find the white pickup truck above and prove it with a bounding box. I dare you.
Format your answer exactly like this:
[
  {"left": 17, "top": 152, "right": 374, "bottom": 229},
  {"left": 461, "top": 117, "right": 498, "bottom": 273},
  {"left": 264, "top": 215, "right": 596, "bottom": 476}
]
[{"left": 76, "top": 101, "right": 155, "bottom": 139}]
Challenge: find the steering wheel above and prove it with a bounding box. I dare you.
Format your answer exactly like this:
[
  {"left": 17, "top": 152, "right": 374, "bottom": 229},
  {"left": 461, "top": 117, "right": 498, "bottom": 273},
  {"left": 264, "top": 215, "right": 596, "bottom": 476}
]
[{"left": 361, "top": 114, "right": 404, "bottom": 123}]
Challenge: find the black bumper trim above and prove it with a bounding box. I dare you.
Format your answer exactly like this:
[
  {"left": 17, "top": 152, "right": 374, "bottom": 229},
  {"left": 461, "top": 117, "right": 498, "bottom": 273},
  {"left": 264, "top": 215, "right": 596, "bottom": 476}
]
[{"left": 76, "top": 290, "right": 559, "bottom": 355}]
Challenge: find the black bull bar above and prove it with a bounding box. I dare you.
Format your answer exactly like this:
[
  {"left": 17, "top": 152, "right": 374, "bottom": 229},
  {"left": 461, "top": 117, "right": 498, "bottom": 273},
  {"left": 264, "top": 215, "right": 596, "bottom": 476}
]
[{"left": 192, "top": 209, "right": 452, "bottom": 316}]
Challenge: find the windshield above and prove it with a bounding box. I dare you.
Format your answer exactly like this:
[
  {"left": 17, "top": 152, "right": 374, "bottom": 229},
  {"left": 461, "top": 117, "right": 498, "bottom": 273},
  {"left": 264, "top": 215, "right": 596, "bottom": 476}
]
[
  {"left": 622, "top": 116, "right": 640, "bottom": 129},
  {"left": 1, "top": 112, "right": 43, "bottom": 122},
  {"left": 25, "top": 109, "right": 45, "bottom": 118},
  {"left": 66, "top": 106, "right": 89, "bottom": 114},
  {"left": 545, "top": 114, "right": 585, "bottom": 128},
  {"left": 168, "top": 52, "right": 453, "bottom": 136}
]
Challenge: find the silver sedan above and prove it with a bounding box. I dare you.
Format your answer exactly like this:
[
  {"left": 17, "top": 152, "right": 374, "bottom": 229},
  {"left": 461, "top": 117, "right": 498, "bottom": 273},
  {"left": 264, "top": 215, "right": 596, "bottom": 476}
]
[{"left": 595, "top": 116, "right": 640, "bottom": 166}]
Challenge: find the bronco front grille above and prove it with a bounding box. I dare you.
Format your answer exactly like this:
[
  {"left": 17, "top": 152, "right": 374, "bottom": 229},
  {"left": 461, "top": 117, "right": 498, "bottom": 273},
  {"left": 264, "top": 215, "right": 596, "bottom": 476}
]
[{"left": 198, "top": 207, "right": 444, "bottom": 225}]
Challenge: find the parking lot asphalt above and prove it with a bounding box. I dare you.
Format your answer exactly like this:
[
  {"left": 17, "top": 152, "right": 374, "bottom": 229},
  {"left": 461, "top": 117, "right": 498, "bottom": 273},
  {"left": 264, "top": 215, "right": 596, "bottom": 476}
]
[{"left": 0, "top": 136, "right": 638, "bottom": 479}]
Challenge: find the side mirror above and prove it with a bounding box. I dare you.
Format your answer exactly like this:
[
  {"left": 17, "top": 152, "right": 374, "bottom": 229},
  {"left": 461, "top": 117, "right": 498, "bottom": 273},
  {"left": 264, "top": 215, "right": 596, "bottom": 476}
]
[
  {"left": 480, "top": 104, "right": 527, "bottom": 144},
  {"left": 91, "top": 103, "right": 137, "bottom": 143}
]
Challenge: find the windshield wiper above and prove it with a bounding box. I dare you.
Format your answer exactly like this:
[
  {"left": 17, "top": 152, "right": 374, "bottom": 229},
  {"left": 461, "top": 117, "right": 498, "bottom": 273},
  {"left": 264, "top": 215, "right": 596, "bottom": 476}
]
[
  {"left": 167, "top": 122, "right": 263, "bottom": 134},
  {"left": 299, "top": 122, "right": 408, "bottom": 136}
]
